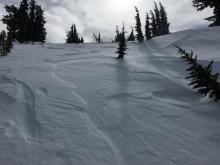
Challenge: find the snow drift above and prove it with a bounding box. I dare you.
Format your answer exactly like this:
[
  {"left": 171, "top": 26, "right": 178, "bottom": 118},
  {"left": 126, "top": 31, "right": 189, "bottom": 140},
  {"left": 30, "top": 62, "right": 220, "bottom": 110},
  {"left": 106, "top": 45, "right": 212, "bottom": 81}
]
[{"left": 0, "top": 27, "right": 220, "bottom": 165}]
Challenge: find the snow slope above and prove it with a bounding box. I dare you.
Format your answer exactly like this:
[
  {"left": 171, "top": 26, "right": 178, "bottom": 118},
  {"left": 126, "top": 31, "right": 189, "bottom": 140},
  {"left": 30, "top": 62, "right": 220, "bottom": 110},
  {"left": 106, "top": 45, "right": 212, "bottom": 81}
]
[{"left": 0, "top": 27, "right": 220, "bottom": 165}]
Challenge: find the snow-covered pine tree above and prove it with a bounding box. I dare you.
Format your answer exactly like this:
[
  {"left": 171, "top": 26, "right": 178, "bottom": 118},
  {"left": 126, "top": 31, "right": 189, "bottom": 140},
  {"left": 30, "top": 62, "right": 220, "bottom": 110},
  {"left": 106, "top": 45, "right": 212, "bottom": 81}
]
[
  {"left": 159, "top": 2, "right": 170, "bottom": 35},
  {"left": 127, "top": 27, "right": 135, "bottom": 41},
  {"left": 145, "top": 12, "right": 152, "bottom": 40},
  {"left": 177, "top": 46, "right": 220, "bottom": 101},
  {"left": 134, "top": 6, "right": 144, "bottom": 43},
  {"left": 153, "top": 1, "right": 161, "bottom": 36},
  {"left": 192, "top": 0, "right": 220, "bottom": 27},
  {"left": 150, "top": 10, "right": 157, "bottom": 37},
  {"left": 116, "top": 25, "right": 127, "bottom": 59}
]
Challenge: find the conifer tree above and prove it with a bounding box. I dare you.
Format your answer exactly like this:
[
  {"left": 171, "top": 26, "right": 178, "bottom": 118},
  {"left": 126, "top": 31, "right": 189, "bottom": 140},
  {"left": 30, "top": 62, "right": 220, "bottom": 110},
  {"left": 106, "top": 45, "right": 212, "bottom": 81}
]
[
  {"left": 159, "top": 2, "right": 170, "bottom": 35},
  {"left": 192, "top": 0, "right": 220, "bottom": 27},
  {"left": 80, "top": 37, "right": 84, "bottom": 43},
  {"left": 127, "top": 27, "right": 135, "bottom": 41},
  {"left": 33, "top": 5, "right": 46, "bottom": 42},
  {"left": 135, "top": 7, "right": 144, "bottom": 43},
  {"left": 177, "top": 46, "right": 220, "bottom": 101},
  {"left": 28, "top": 0, "right": 36, "bottom": 42},
  {"left": 0, "top": 30, "right": 13, "bottom": 56},
  {"left": 150, "top": 10, "right": 158, "bottom": 37},
  {"left": 98, "top": 32, "right": 101, "bottom": 43},
  {"left": 17, "top": 0, "right": 29, "bottom": 43},
  {"left": 145, "top": 12, "right": 152, "bottom": 40},
  {"left": 153, "top": 1, "right": 161, "bottom": 35},
  {"left": 66, "top": 24, "right": 79, "bottom": 44},
  {"left": 115, "top": 25, "right": 127, "bottom": 59},
  {"left": 2, "top": 5, "right": 19, "bottom": 40}
]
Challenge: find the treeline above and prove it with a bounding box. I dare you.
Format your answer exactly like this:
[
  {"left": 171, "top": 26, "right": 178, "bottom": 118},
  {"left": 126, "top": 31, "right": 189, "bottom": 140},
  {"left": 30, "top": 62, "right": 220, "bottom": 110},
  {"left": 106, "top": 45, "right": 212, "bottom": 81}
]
[
  {"left": 115, "top": 1, "right": 169, "bottom": 59},
  {"left": 2, "top": 0, "right": 46, "bottom": 43}
]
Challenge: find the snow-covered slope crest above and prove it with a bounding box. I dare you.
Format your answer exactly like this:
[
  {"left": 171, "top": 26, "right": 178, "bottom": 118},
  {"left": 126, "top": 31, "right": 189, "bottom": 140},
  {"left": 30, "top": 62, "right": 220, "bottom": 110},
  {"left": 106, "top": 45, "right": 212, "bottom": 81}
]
[{"left": 0, "top": 27, "right": 220, "bottom": 165}]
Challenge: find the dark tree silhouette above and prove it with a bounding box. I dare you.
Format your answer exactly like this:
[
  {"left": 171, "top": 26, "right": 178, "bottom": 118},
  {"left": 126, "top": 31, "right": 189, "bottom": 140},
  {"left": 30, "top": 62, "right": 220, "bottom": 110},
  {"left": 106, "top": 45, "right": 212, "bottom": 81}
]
[
  {"left": 145, "top": 12, "right": 151, "bottom": 40},
  {"left": 32, "top": 5, "right": 46, "bottom": 42},
  {"left": 17, "top": 0, "right": 29, "bottom": 43},
  {"left": 193, "top": 0, "right": 220, "bottom": 26},
  {"left": 2, "top": 5, "right": 19, "bottom": 40},
  {"left": 2, "top": 0, "right": 46, "bottom": 43},
  {"left": 66, "top": 24, "right": 79, "bottom": 44},
  {"left": 0, "top": 30, "right": 13, "bottom": 56},
  {"left": 154, "top": 1, "right": 161, "bottom": 35},
  {"left": 135, "top": 6, "right": 144, "bottom": 43},
  {"left": 150, "top": 10, "right": 157, "bottom": 37},
  {"left": 116, "top": 25, "right": 127, "bottom": 59},
  {"left": 28, "top": 0, "right": 36, "bottom": 41},
  {"left": 177, "top": 46, "right": 220, "bottom": 101},
  {"left": 159, "top": 2, "right": 170, "bottom": 35},
  {"left": 127, "top": 27, "right": 135, "bottom": 41}
]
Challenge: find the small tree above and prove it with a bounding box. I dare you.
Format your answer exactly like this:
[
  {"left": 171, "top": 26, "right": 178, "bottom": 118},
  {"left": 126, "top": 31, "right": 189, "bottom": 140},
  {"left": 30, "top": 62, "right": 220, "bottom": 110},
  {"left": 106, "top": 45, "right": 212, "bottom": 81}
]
[
  {"left": 192, "top": 0, "right": 220, "bottom": 27},
  {"left": 145, "top": 12, "right": 152, "bottom": 40},
  {"left": 177, "top": 46, "right": 220, "bottom": 101},
  {"left": 135, "top": 7, "right": 144, "bottom": 43},
  {"left": 127, "top": 27, "right": 135, "bottom": 41},
  {"left": 80, "top": 37, "right": 84, "bottom": 43},
  {"left": 115, "top": 25, "right": 127, "bottom": 59},
  {"left": 0, "top": 31, "right": 13, "bottom": 56}
]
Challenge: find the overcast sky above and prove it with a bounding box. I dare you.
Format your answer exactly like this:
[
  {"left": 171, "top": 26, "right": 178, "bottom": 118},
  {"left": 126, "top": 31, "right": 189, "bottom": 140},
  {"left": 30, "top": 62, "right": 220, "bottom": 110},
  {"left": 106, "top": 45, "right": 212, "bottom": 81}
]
[{"left": 0, "top": 0, "right": 212, "bottom": 43}]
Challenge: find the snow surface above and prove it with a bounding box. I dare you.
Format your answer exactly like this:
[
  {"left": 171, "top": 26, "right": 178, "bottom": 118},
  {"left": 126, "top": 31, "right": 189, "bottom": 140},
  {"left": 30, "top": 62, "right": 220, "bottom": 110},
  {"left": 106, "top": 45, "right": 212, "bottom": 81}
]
[{"left": 0, "top": 27, "right": 220, "bottom": 165}]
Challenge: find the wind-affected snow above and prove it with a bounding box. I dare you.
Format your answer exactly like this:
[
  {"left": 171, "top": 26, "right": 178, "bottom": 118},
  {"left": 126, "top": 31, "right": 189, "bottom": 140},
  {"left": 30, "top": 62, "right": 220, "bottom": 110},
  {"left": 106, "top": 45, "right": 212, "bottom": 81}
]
[{"left": 0, "top": 27, "right": 220, "bottom": 165}]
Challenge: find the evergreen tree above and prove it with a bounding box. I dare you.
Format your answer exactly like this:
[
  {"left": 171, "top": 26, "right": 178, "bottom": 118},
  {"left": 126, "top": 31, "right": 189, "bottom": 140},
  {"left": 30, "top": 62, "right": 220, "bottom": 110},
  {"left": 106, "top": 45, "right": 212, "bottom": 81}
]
[
  {"left": 80, "top": 37, "right": 84, "bottom": 43},
  {"left": 150, "top": 10, "right": 158, "bottom": 37},
  {"left": 98, "top": 32, "right": 101, "bottom": 43},
  {"left": 33, "top": 5, "right": 46, "bottom": 42},
  {"left": 159, "top": 2, "right": 170, "bottom": 35},
  {"left": 127, "top": 27, "right": 135, "bottom": 41},
  {"left": 114, "top": 25, "right": 120, "bottom": 42},
  {"left": 153, "top": 1, "right": 161, "bottom": 35},
  {"left": 17, "top": 0, "right": 29, "bottom": 43},
  {"left": 66, "top": 24, "right": 79, "bottom": 44},
  {"left": 177, "top": 46, "right": 220, "bottom": 101},
  {"left": 145, "top": 12, "right": 151, "bottom": 40},
  {"left": 192, "top": 0, "right": 220, "bottom": 26},
  {"left": 134, "top": 7, "right": 144, "bottom": 43},
  {"left": 0, "top": 30, "right": 13, "bottom": 56},
  {"left": 2, "top": 5, "right": 19, "bottom": 40},
  {"left": 28, "top": 0, "right": 36, "bottom": 42},
  {"left": 115, "top": 25, "right": 127, "bottom": 59}
]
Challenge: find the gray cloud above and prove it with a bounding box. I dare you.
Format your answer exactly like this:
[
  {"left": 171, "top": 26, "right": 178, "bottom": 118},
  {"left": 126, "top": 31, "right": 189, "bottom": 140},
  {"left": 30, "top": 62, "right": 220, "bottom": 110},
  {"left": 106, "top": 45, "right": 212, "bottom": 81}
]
[{"left": 0, "top": 0, "right": 212, "bottom": 43}]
